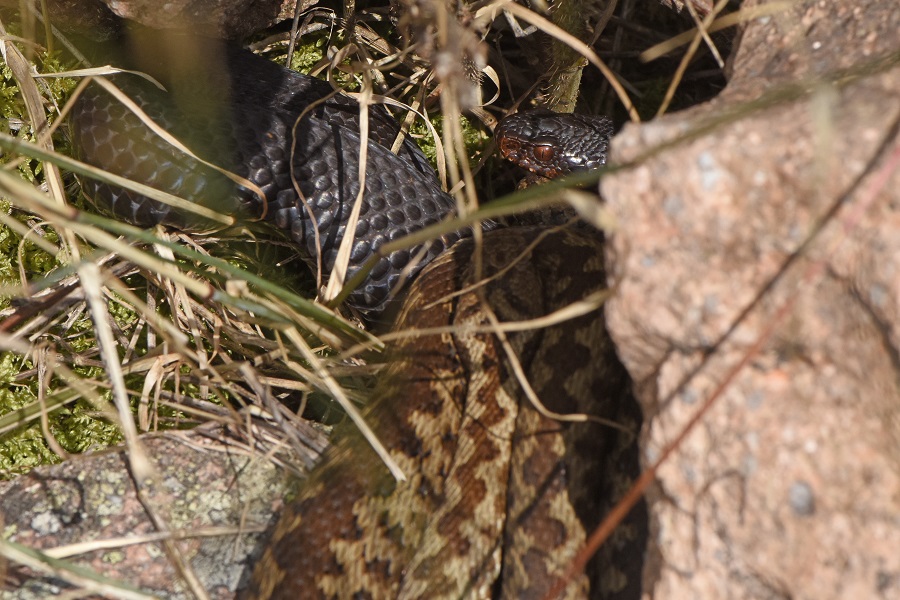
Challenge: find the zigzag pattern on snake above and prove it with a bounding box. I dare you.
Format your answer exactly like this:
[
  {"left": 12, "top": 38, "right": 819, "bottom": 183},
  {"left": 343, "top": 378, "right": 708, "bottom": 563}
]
[{"left": 242, "top": 227, "right": 646, "bottom": 599}]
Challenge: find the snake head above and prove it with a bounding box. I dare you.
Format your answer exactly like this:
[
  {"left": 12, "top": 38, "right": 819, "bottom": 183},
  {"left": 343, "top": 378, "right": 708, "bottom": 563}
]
[{"left": 496, "top": 109, "right": 614, "bottom": 179}]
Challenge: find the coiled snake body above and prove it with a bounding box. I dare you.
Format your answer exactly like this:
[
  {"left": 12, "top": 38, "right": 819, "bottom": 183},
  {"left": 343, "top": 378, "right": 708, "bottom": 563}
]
[
  {"left": 69, "top": 41, "right": 644, "bottom": 599},
  {"left": 71, "top": 41, "right": 464, "bottom": 311}
]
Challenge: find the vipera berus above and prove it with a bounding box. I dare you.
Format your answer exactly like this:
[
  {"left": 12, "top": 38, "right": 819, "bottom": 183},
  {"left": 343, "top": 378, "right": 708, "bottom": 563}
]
[
  {"left": 66, "top": 36, "right": 646, "bottom": 599},
  {"left": 242, "top": 226, "right": 646, "bottom": 599}
]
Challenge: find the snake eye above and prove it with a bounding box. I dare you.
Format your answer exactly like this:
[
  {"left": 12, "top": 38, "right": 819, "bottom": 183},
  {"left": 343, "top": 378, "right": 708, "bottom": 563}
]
[{"left": 533, "top": 144, "right": 555, "bottom": 163}]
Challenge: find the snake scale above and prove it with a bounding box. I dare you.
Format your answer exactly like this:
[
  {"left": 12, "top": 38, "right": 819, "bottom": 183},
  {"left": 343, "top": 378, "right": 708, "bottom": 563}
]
[{"left": 68, "top": 35, "right": 646, "bottom": 599}]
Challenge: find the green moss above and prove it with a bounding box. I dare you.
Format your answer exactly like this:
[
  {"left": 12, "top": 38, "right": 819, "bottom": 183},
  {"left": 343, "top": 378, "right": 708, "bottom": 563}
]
[
  {"left": 0, "top": 60, "right": 25, "bottom": 121},
  {"left": 409, "top": 113, "right": 490, "bottom": 172},
  {"left": 0, "top": 49, "right": 138, "bottom": 478},
  {"left": 0, "top": 348, "right": 125, "bottom": 478},
  {"left": 0, "top": 52, "right": 76, "bottom": 180},
  {"left": 261, "top": 33, "right": 359, "bottom": 91},
  {"left": 289, "top": 37, "right": 326, "bottom": 73},
  {"left": 51, "top": 401, "right": 122, "bottom": 453}
]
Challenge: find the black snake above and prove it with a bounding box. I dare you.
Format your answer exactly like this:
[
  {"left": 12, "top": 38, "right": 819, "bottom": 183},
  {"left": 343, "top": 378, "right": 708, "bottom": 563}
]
[{"left": 69, "top": 37, "right": 613, "bottom": 314}]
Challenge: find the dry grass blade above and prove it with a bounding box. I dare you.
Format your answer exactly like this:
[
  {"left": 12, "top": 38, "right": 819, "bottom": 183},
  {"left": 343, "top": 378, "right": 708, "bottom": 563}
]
[
  {"left": 380, "top": 288, "right": 614, "bottom": 343},
  {"left": 42, "top": 525, "right": 268, "bottom": 560},
  {"left": 479, "top": 298, "right": 629, "bottom": 432},
  {"left": 323, "top": 55, "right": 373, "bottom": 304},
  {"left": 283, "top": 326, "right": 404, "bottom": 480},
  {"left": 79, "top": 260, "right": 211, "bottom": 600},
  {"left": 0, "top": 26, "right": 67, "bottom": 212},
  {"left": 0, "top": 537, "right": 156, "bottom": 600},
  {"left": 78, "top": 261, "right": 147, "bottom": 472},
  {"left": 37, "top": 65, "right": 166, "bottom": 86}
]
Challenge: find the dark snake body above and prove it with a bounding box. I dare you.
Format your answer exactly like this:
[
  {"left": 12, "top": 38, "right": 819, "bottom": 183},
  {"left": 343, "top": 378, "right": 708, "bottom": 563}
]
[
  {"left": 69, "top": 42, "right": 613, "bottom": 313},
  {"left": 70, "top": 42, "right": 465, "bottom": 311}
]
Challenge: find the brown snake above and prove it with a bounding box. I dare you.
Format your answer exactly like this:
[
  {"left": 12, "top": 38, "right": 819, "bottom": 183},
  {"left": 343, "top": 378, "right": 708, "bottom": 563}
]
[{"left": 242, "top": 226, "right": 646, "bottom": 599}]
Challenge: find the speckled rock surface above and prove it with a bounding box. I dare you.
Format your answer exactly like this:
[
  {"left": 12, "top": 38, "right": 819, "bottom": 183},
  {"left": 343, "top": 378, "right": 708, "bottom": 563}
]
[
  {"left": 0, "top": 428, "right": 313, "bottom": 598},
  {"left": 601, "top": 0, "right": 900, "bottom": 598}
]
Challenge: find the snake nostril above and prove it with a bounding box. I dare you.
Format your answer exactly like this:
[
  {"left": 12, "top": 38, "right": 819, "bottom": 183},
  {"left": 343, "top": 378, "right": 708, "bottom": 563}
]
[{"left": 499, "top": 138, "right": 518, "bottom": 156}]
